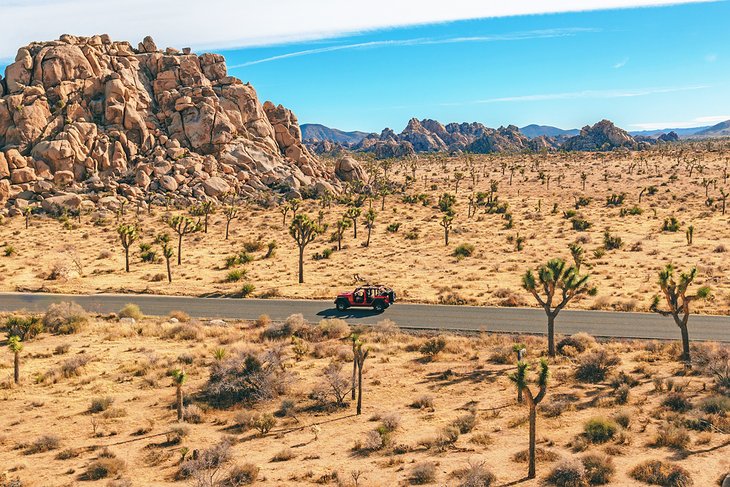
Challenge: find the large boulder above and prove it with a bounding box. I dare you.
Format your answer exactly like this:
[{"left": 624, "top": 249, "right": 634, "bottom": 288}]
[
  {"left": 41, "top": 193, "right": 82, "bottom": 213},
  {"left": 202, "top": 176, "right": 230, "bottom": 197},
  {"left": 334, "top": 156, "right": 366, "bottom": 182}
]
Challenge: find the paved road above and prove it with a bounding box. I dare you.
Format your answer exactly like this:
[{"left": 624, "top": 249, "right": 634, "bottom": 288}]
[{"left": 0, "top": 292, "right": 727, "bottom": 341}]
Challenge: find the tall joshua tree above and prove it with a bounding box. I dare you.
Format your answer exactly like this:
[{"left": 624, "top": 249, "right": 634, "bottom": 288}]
[
  {"left": 156, "top": 233, "right": 174, "bottom": 283},
  {"left": 280, "top": 203, "right": 291, "bottom": 225},
  {"left": 165, "top": 215, "right": 201, "bottom": 265},
  {"left": 8, "top": 335, "right": 22, "bottom": 384},
  {"left": 364, "top": 209, "right": 376, "bottom": 247},
  {"left": 349, "top": 333, "right": 360, "bottom": 400},
  {"left": 510, "top": 359, "right": 549, "bottom": 480},
  {"left": 522, "top": 259, "right": 595, "bottom": 356},
  {"left": 335, "top": 218, "right": 351, "bottom": 251},
  {"left": 345, "top": 207, "right": 361, "bottom": 239},
  {"left": 191, "top": 201, "right": 214, "bottom": 233},
  {"left": 651, "top": 265, "right": 710, "bottom": 364},
  {"left": 170, "top": 368, "right": 187, "bottom": 422},
  {"left": 117, "top": 224, "right": 138, "bottom": 273},
  {"left": 354, "top": 339, "right": 370, "bottom": 415},
  {"left": 289, "top": 214, "right": 323, "bottom": 284},
  {"left": 440, "top": 215, "right": 453, "bottom": 246},
  {"left": 222, "top": 204, "right": 239, "bottom": 240}
]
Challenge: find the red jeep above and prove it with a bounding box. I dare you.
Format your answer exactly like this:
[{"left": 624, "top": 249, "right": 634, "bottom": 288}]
[{"left": 335, "top": 285, "right": 396, "bottom": 312}]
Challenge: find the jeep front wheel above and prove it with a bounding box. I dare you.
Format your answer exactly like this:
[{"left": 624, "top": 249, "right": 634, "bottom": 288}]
[{"left": 373, "top": 300, "right": 385, "bottom": 312}]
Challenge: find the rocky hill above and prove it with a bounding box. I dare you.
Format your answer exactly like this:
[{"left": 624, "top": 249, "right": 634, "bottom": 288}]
[
  {"left": 0, "top": 35, "right": 340, "bottom": 214},
  {"left": 301, "top": 123, "right": 369, "bottom": 145},
  {"left": 561, "top": 120, "right": 650, "bottom": 151},
  {"left": 519, "top": 124, "right": 579, "bottom": 139},
  {"left": 690, "top": 119, "right": 730, "bottom": 138}
]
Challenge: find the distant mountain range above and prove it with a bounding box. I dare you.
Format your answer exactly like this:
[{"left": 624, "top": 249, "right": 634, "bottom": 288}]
[
  {"left": 300, "top": 124, "right": 371, "bottom": 145},
  {"left": 302, "top": 120, "right": 730, "bottom": 150}
]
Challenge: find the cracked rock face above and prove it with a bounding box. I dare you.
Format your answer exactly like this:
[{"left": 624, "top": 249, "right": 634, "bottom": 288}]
[{"left": 0, "top": 34, "right": 338, "bottom": 210}]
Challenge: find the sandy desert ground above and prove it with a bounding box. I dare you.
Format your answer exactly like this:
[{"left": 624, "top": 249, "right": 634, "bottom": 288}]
[
  {"left": 1, "top": 145, "right": 729, "bottom": 316},
  {"left": 0, "top": 308, "right": 728, "bottom": 486}
]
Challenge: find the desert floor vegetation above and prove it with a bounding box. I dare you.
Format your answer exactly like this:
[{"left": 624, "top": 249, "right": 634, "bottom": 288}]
[
  {"left": 0, "top": 308, "right": 727, "bottom": 485},
  {"left": 1, "top": 149, "right": 730, "bottom": 316}
]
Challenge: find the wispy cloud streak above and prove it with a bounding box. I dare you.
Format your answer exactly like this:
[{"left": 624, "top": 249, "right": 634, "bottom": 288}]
[{"left": 229, "top": 28, "right": 598, "bottom": 68}]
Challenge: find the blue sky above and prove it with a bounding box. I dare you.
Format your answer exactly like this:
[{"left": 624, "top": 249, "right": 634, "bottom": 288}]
[
  {"left": 2, "top": 0, "right": 727, "bottom": 133},
  {"left": 219, "top": 2, "right": 728, "bottom": 132}
]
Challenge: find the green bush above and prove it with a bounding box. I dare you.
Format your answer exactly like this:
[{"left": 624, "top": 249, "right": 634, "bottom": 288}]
[
  {"left": 700, "top": 395, "right": 730, "bottom": 414},
  {"left": 583, "top": 417, "right": 617, "bottom": 443},
  {"left": 575, "top": 350, "right": 620, "bottom": 383},
  {"left": 630, "top": 460, "right": 692, "bottom": 487},
  {"left": 453, "top": 243, "right": 475, "bottom": 259},
  {"left": 662, "top": 393, "right": 692, "bottom": 412},
  {"left": 226, "top": 269, "right": 247, "bottom": 282},
  {"left": 386, "top": 222, "right": 401, "bottom": 233},
  {"left": 662, "top": 217, "right": 680, "bottom": 232},
  {"left": 419, "top": 336, "right": 447, "bottom": 357},
  {"left": 572, "top": 218, "right": 591, "bottom": 231},
  {"left": 240, "top": 283, "right": 255, "bottom": 298},
  {"left": 4, "top": 315, "right": 44, "bottom": 340}
]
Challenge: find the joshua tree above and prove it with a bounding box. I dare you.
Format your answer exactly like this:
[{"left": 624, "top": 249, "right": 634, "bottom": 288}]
[
  {"left": 510, "top": 359, "right": 549, "bottom": 480},
  {"left": 334, "top": 218, "right": 351, "bottom": 251},
  {"left": 522, "top": 259, "right": 595, "bottom": 356},
  {"left": 222, "top": 204, "right": 239, "bottom": 240},
  {"left": 191, "top": 201, "right": 214, "bottom": 233},
  {"left": 170, "top": 369, "right": 187, "bottom": 422},
  {"left": 289, "top": 214, "right": 323, "bottom": 284},
  {"left": 117, "top": 224, "right": 138, "bottom": 273},
  {"left": 23, "top": 207, "right": 32, "bottom": 229},
  {"left": 289, "top": 198, "right": 301, "bottom": 218},
  {"left": 568, "top": 243, "right": 584, "bottom": 271},
  {"left": 279, "top": 203, "right": 291, "bottom": 225},
  {"left": 345, "top": 207, "right": 361, "bottom": 239},
  {"left": 439, "top": 215, "right": 453, "bottom": 246},
  {"left": 156, "top": 233, "right": 174, "bottom": 283},
  {"left": 349, "top": 333, "right": 360, "bottom": 400},
  {"left": 8, "top": 335, "right": 22, "bottom": 384},
  {"left": 364, "top": 209, "right": 376, "bottom": 247},
  {"left": 686, "top": 225, "right": 694, "bottom": 245},
  {"left": 165, "top": 215, "right": 201, "bottom": 265},
  {"left": 580, "top": 172, "right": 587, "bottom": 191},
  {"left": 354, "top": 339, "right": 370, "bottom": 415},
  {"left": 453, "top": 171, "right": 464, "bottom": 194},
  {"left": 651, "top": 265, "right": 710, "bottom": 364},
  {"left": 720, "top": 188, "right": 728, "bottom": 215}
]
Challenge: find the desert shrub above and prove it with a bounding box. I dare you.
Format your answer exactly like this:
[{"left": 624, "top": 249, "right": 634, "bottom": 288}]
[
  {"left": 451, "top": 413, "right": 477, "bottom": 434},
  {"left": 557, "top": 333, "right": 596, "bottom": 355},
  {"left": 613, "top": 411, "right": 631, "bottom": 429},
  {"left": 662, "top": 393, "right": 692, "bottom": 412},
  {"left": 314, "top": 362, "right": 350, "bottom": 406},
  {"left": 700, "top": 395, "right": 730, "bottom": 414},
  {"left": 183, "top": 404, "right": 206, "bottom": 424},
  {"left": 583, "top": 454, "right": 614, "bottom": 485},
  {"left": 380, "top": 412, "right": 401, "bottom": 433},
  {"left": 411, "top": 394, "right": 435, "bottom": 409},
  {"left": 169, "top": 310, "right": 191, "bottom": 322},
  {"left": 89, "top": 396, "right": 114, "bottom": 413},
  {"left": 317, "top": 318, "right": 350, "bottom": 339},
  {"left": 386, "top": 222, "right": 401, "bottom": 233},
  {"left": 546, "top": 459, "right": 586, "bottom": 487},
  {"left": 575, "top": 350, "right": 620, "bottom": 383},
  {"left": 177, "top": 440, "right": 233, "bottom": 481},
  {"left": 453, "top": 243, "right": 475, "bottom": 259},
  {"left": 312, "top": 248, "right": 333, "bottom": 260},
  {"left": 54, "top": 343, "right": 70, "bottom": 355},
  {"left": 118, "top": 303, "right": 143, "bottom": 321},
  {"left": 435, "top": 425, "right": 460, "bottom": 449},
  {"left": 56, "top": 447, "right": 80, "bottom": 460},
  {"left": 454, "top": 460, "right": 496, "bottom": 487},
  {"left": 662, "top": 217, "right": 681, "bottom": 232},
  {"left": 240, "top": 283, "right": 255, "bottom": 298},
  {"left": 3, "top": 315, "right": 44, "bottom": 340},
  {"left": 206, "top": 350, "right": 289, "bottom": 406},
  {"left": 223, "top": 463, "right": 259, "bottom": 485},
  {"left": 165, "top": 426, "right": 189, "bottom": 445},
  {"left": 254, "top": 314, "right": 272, "bottom": 328},
  {"left": 42, "top": 302, "right": 89, "bottom": 334},
  {"left": 572, "top": 218, "right": 591, "bottom": 231},
  {"left": 262, "top": 314, "right": 306, "bottom": 340},
  {"left": 271, "top": 448, "right": 294, "bottom": 462},
  {"left": 419, "top": 336, "right": 447, "bottom": 357},
  {"left": 226, "top": 269, "right": 246, "bottom": 282},
  {"left": 84, "top": 458, "right": 126, "bottom": 480},
  {"left": 540, "top": 399, "right": 574, "bottom": 418},
  {"left": 59, "top": 355, "right": 91, "bottom": 377},
  {"left": 584, "top": 417, "right": 617, "bottom": 443},
  {"left": 615, "top": 384, "right": 631, "bottom": 404},
  {"left": 652, "top": 423, "right": 690, "bottom": 449},
  {"left": 243, "top": 240, "right": 263, "bottom": 253},
  {"left": 630, "top": 460, "right": 693, "bottom": 486},
  {"left": 512, "top": 447, "right": 559, "bottom": 463},
  {"left": 166, "top": 323, "right": 204, "bottom": 341},
  {"left": 410, "top": 462, "right": 437, "bottom": 484},
  {"left": 25, "top": 434, "right": 61, "bottom": 454}
]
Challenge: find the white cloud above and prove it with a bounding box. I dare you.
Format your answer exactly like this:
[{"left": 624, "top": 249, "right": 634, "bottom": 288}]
[
  {"left": 230, "top": 28, "right": 597, "bottom": 68},
  {"left": 613, "top": 57, "right": 629, "bottom": 68},
  {"left": 440, "top": 85, "right": 710, "bottom": 106},
  {"left": 0, "top": 0, "right": 716, "bottom": 60},
  {"left": 705, "top": 53, "right": 718, "bottom": 62},
  {"left": 630, "top": 115, "right": 729, "bottom": 130}
]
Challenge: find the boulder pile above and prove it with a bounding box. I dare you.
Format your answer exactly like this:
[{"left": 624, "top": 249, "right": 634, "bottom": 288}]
[{"left": 0, "top": 34, "right": 340, "bottom": 214}]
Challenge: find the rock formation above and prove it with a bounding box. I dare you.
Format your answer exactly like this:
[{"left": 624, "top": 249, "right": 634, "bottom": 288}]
[
  {"left": 0, "top": 34, "right": 339, "bottom": 213},
  {"left": 561, "top": 119, "right": 642, "bottom": 151}
]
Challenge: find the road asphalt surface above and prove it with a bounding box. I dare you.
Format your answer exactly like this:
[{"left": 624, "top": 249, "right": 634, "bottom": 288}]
[{"left": 0, "top": 292, "right": 727, "bottom": 341}]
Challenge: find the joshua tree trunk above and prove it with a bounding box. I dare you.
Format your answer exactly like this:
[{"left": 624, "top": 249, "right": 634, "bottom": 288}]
[
  {"left": 166, "top": 257, "right": 172, "bottom": 283},
  {"left": 225, "top": 220, "right": 231, "bottom": 240},
  {"left": 177, "top": 234, "right": 183, "bottom": 266},
  {"left": 547, "top": 313, "right": 556, "bottom": 357},
  {"left": 444, "top": 227, "right": 449, "bottom": 246},
  {"left": 298, "top": 247, "right": 305, "bottom": 284},
  {"left": 353, "top": 220, "right": 358, "bottom": 239},
  {"left": 352, "top": 352, "right": 357, "bottom": 400},
  {"left": 356, "top": 363, "right": 363, "bottom": 415},
  {"left": 366, "top": 227, "right": 372, "bottom": 247},
  {"left": 528, "top": 401, "right": 537, "bottom": 478},
  {"left": 677, "top": 318, "right": 691, "bottom": 363},
  {"left": 124, "top": 246, "right": 130, "bottom": 273},
  {"left": 176, "top": 385, "right": 183, "bottom": 422},
  {"left": 14, "top": 350, "right": 20, "bottom": 384}
]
